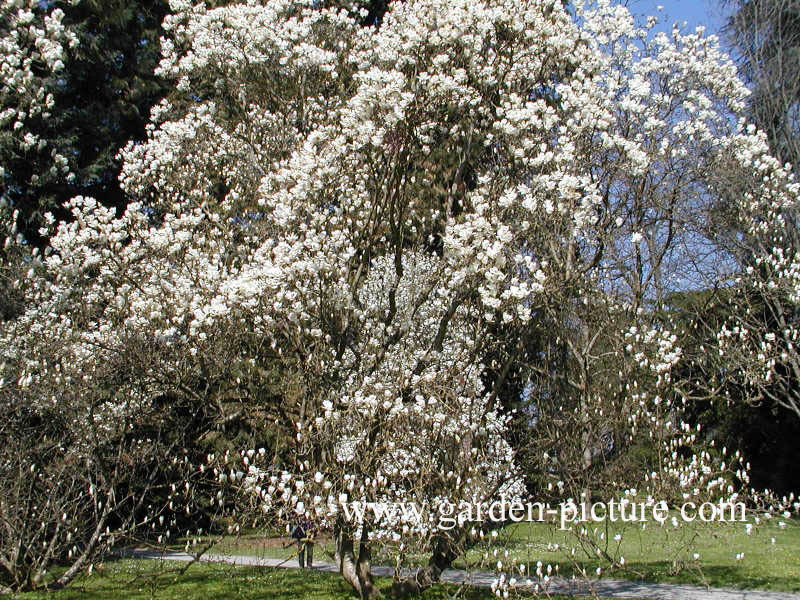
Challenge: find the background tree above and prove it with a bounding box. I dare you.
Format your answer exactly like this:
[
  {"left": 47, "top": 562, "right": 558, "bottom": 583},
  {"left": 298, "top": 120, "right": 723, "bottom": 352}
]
[
  {"left": 726, "top": 0, "right": 800, "bottom": 167},
  {"left": 718, "top": 0, "right": 800, "bottom": 423}
]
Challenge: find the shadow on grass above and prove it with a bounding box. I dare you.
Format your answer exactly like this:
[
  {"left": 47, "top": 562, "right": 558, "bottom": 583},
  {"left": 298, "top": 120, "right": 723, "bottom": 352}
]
[
  {"left": 498, "top": 558, "right": 800, "bottom": 593},
  {"left": 14, "top": 561, "right": 503, "bottom": 600},
  {"left": 612, "top": 561, "right": 800, "bottom": 592},
  {"left": 19, "top": 556, "right": 798, "bottom": 599}
]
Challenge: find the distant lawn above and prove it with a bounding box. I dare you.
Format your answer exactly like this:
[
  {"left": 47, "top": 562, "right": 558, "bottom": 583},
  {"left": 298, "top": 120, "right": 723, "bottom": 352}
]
[
  {"left": 12, "top": 559, "right": 619, "bottom": 599},
  {"left": 199, "top": 516, "right": 800, "bottom": 592}
]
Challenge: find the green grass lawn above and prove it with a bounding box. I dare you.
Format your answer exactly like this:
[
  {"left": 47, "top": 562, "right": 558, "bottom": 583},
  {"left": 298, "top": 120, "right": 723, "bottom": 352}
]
[
  {"left": 200, "top": 516, "right": 800, "bottom": 592},
  {"left": 474, "top": 517, "right": 800, "bottom": 592},
  {"left": 10, "top": 560, "right": 622, "bottom": 599}
]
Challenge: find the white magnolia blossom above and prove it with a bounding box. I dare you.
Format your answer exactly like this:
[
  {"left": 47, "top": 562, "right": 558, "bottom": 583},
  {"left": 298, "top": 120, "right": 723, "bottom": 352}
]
[{"left": 0, "top": 0, "right": 79, "bottom": 181}]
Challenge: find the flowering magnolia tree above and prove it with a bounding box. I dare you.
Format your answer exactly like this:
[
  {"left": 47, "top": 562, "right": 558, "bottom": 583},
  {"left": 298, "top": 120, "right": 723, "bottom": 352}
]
[
  {"left": 0, "top": 0, "right": 79, "bottom": 192},
  {"left": 0, "top": 205, "right": 219, "bottom": 593},
  {"left": 1, "top": 0, "right": 800, "bottom": 596},
  {"left": 693, "top": 145, "right": 800, "bottom": 420}
]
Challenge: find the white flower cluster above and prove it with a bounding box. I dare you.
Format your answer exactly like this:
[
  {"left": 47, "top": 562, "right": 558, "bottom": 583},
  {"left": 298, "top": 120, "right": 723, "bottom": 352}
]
[{"left": 1, "top": 0, "right": 79, "bottom": 180}]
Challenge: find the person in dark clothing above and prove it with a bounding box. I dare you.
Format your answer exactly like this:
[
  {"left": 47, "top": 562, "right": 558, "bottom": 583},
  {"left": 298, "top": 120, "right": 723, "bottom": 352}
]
[{"left": 290, "top": 517, "right": 315, "bottom": 568}]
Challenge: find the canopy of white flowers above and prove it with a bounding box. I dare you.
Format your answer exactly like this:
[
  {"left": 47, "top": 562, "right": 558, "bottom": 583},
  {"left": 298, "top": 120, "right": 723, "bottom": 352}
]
[{"left": 2, "top": 0, "right": 799, "bottom": 595}]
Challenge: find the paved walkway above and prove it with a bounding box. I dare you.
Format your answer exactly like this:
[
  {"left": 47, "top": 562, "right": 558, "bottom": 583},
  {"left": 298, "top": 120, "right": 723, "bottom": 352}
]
[{"left": 125, "top": 549, "right": 800, "bottom": 600}]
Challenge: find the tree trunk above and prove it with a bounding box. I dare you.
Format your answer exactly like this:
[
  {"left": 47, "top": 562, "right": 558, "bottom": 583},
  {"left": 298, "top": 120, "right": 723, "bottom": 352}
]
[
  {"left": 391, "top": 534, "right": 456, "bottom": 595},
  {"left": 356, "top": 525, "right": 380, "bottom": 600},
  {"left": 335, "top": 524, "right": 362, "bottom": 596},
  {"left": 334, "top": 521, "right": 380, "bottom": 600}
]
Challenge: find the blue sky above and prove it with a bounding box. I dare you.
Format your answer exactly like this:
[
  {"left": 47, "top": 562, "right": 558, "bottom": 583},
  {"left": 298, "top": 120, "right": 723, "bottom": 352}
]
[{"left": 626, "top": 0, "right": 732, "bottom": 35}]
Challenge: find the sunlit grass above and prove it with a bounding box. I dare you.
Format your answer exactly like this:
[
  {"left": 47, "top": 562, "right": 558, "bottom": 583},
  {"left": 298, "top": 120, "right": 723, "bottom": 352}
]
[
  {"left": 203, "top": 516, "right": 800, "bottom": 592},
  {"left": 460, "top": 516, "right": 800, "bottom": 591}
]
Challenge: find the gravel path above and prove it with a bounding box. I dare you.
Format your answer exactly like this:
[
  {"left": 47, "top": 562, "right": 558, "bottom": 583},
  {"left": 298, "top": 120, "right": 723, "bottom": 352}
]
[{"left": 124, "top": 549, "right": 800, "bottom": 600}]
